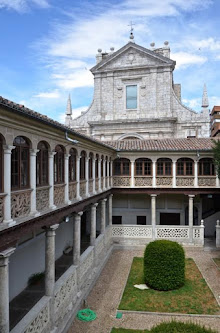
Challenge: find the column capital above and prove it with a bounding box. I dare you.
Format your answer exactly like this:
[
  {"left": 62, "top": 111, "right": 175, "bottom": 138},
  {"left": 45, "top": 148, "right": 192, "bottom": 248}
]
[
  {"left": 92, "top": 203, "right": 98, "bottom": 208},
  {"left": 74, "top": 211, "right": 83, "bottom": 218},
  {"left": 151, "top": 158, "right": 157, "bottom": 163},
  {"left": 0, "top": 247, "right": 15, "bottom": 266},
  {"left": 172, "top": 158, "right": 177, "bottom": 163},
  {"left": 49, "top": 151, "right": 57, "bottom": 157},
  {"left": 65, "top": 154, "right": 70, "bottom": 159},
  {"left": 3, "top": 145, "right": 15, "bottom": 154},
  {"left": 109, "top": 194, "right": 113, "bottom": 198},
  {"left": 188, "top": 194, "right": 195, "bottom": 199},
  {"left": 30, "top": 149, "right": 39, "bottom": 157},
  {"left": 43, "top": 223, "right": 59, "bottom": 231},
  {"left": 150, "top": 194, "right": 157, "bottom": 198},
  {"left": 101, "top": 198, "right": 107, "bottom": 203}
]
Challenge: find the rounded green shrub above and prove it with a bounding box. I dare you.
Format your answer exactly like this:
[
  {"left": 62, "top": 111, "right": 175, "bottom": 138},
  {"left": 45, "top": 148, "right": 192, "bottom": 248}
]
[{"left": 144, "top": 240, "right": 185, "bottom": 291}]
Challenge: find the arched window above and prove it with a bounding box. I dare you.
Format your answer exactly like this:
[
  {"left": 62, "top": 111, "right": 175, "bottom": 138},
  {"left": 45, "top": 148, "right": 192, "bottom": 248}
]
[
  {"left": 80, "top": 151, "right": 86, "bottom": 180},
  {"left": 54, "top": 145, "right": 64, "bottom": 184},
  {"left": 0, "top": 135, "right": 3, "bottom": 192},
  {"left": 177, "top": 158, "right": 194, "bottom": 176},
  {"left": 113, "top": 158, "right": 130, "bottom": 176},
  {"left": 69, "top": 148, "right": 77, "bottom": 182},
  {"left": 157, "top": 158, "right": 172, "bottom": 176},
  {"left": 89, "top": 153, "right": 93, "bottom": 179},
  {"left": 135, "top": 158, "right": 152, "bottom": 176},
  {"left": 95, "top": 154, "right": 99, "bottom": 178},
  {"left": 199, "top": 158, "right": 215, "bottom": 176},
  {"left": 36, "top": 141, "right": 49, "bottom": 186},
  {"left": 101, "top": 155, "right": 104, "bottom": 177},
  {"left": 12, "top": 136, "right": 30, "bottom": 190}
]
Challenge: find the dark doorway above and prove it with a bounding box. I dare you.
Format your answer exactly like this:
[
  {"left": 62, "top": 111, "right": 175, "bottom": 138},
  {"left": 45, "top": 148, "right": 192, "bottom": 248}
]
[
  {"left": 160, "top": 213, "right": 180, "bottom": 225},
  {"left": 112, "top": 216, "right": 122, "bottom": 224},
  {"left": 137, "top": 216, "right": 146, "bottom": 225}
]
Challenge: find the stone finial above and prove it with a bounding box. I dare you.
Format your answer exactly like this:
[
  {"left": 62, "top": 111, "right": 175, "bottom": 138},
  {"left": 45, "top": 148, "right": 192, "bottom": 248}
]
[
  {"left": 110, "top": 47, "right": 115, "bottom": 52},
  {"left": 66, "top": 94, "right": 72, "bottom": 116},
  {"left": 164, "top": 41, "right": 169, "bottom": 46},
  {"left": 150, "top": 42, "right": 155, "bottom": 48},
  {"left": 202, "top": 83, "right": 209, "bottom": 108},
  {"left": 98, "top": 48, "right": 102, "bottom": 53}
]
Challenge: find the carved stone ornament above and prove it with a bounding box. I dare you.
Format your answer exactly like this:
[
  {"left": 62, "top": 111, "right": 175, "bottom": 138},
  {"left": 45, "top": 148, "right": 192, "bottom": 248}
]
[
  {"left": 24, "top": 303, "right": 50, "bottom": 333},
  {"left": 126, "top": 52, "right": 136, "bottom": 64},
  {"left": 140, "top": 85, "right": 146, "bottom": 97},
  {"left": 36, "top": 187, "right": 49, "bottom": 212},
  {"left": 11, "top": 190, "right": 31, "bottom": 219},
  {"left": 117, "top": 87, "right": 123, "bottom": 98},
  {"left": 54, "top": 185, "right": 65, "bottom": 207}
]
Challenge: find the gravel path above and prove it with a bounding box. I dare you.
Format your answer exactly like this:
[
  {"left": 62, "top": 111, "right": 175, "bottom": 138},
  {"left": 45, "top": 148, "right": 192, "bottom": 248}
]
[{"left": 68, "top": 248, "right": 220, "bottom": 333}]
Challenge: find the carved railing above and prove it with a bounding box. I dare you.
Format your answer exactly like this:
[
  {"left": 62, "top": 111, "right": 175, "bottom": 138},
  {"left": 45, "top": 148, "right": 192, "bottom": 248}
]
[
  {"left": 156, "top": 176, "right": 172, "bottom": 186},
  {"left": 36, "top": 186, "right": 49, "bottom": 212},
  {"left": 135, "top": 176, "right": 152, "bottom": 187},
  {"left": 89, "top": 179, "right": 93, "bottom": 194},
  {"left": 11, "top": 189, "right": 31, "bottom": 219},
  {"left": 54, "top": 184, "right": 65, "bottom": 207},
  {"left": 95, "top": 179, "right": 99, "bottom": 192},
  {"left": 80, "top": 180, "right": 86, "bottom": 197},
  {"left": 112, "top": 225, "right": 152, "bottom": 238},
  {"left": 0, "top": 194, "right": 4, "bottom": 223},
  {"left": 176, "top": 177, "right": 194, "bottom": 187},
  {"left": 156, "top": 226, "right": 189, "bottom": 239},
  {"left": 113, "top": 176, "right": 131, "bottom": 187},
  {"left": 198, "top": 177, "right": 216, "bottom": 187},
  {"left": 69, "top": 182, "right": 77, "bottom": 201}
]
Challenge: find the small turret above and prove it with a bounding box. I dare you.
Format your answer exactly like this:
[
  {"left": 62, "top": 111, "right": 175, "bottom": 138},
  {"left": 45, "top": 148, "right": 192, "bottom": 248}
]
[{"left": 202, "top": 83, "right": 209, "bottom": 108}]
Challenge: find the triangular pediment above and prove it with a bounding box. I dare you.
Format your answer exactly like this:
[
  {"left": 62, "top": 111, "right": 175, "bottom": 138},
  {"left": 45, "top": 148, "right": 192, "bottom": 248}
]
[{"left": 91, "top": 42, "right": 175, "bottom": 73}]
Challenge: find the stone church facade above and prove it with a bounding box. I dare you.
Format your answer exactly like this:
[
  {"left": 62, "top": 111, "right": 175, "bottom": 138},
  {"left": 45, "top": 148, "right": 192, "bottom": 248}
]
[{"left": 66, "top": 40, "right": 210, "bottom": 140}]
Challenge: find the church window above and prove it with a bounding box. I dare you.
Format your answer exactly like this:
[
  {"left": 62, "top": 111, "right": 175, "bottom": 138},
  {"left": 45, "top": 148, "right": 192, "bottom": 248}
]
[
  {"left": 113, "top": 158, "right": 130, "bottom": 176},
  {"left": 126, "top": 85, "right": 137, "bottom": 109},
  {"left": 37, "top": 141, "right": 49, "bottom": 186},
  {"left": 177, "top": 158, "right": 193, "bottom": 176},
  {"left": 54, "top": 145, "right": 65, "bottom": 184},
  {"left": 135, "top": 158, "right": 152, "bottom": 176},
  {"left": 157, "top": 158, "right": 172, "bottom": 176},
  {"left": 199, "top": 158, "right": 215, "bottom": 176},
  {"left": 12, "top": 136, "right": 30, "bottom": 190},
  {"left": 69, "top": 148, "right": 77, "bottom": 182}
]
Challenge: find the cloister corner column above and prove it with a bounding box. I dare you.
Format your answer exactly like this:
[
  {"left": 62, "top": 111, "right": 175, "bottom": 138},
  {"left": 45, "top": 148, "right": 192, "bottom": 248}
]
[
  {"left": 188, "top": 195, "right": 195, "bottom": 243},
  {"left": 172, "top": 159, "right": 176, "bottom": 188},
  {"left": 3, "top": 145, "right": 15, "bottom": 225},
  {"left": 92, "top": 156, "right": 96, "bottom": 194},
  {"left": 152, "top": 158, "right": 156, "bottom": 188},
  {"left": 73, "top": 212, "right": 83, "bottom": 265},
  {"left": 216, "top": 220, "right": 220, "bottom": 248},
  {"left": 64, "top": 154, "right": 71, "bottom": 204},
  {"left": 130, "top": 159, "right": 135, "bottom": 187},
  {"left": 0, "top": 248, "right": 15, "bottom": 333},
  {"left": 194, "top": 160, "right": 198, "bottom": 187},
  {"left": 76, "top": 156, "right": 82, "bottom": 200},
  {"left": 108, "top": 194, "right": 113, "bottom": 226},
  {"left": 44, "top": 224, "right": 59, "bottom": 297},
  {"left": 30, "top": 149, "right": 40, "bottom": 216},
  {"left": 85, "top": 156, "right": 89, "bottom": 197},
  {"left": 151, "top": 194, "right": 157, "bottom": 240},
  {"left": 49, "top": 152, "right": 56, "bottom": 210},
  {"left": 90, "top": 203, "right": 98, "bottom": 246},
  {"left": 101, "top": 198, "right": 107, "bottom": 234}
]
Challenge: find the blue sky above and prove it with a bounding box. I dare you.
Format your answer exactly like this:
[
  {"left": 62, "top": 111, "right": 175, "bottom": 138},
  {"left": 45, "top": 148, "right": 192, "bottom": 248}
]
[{"left": 0, "top": 0, "right": 220, "bottom": 122}]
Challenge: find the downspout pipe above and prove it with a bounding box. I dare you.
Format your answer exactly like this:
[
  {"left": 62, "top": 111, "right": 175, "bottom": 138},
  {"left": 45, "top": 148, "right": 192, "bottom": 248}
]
[{"left": 65, "top": 131, "right": 79, "bottom": 145}]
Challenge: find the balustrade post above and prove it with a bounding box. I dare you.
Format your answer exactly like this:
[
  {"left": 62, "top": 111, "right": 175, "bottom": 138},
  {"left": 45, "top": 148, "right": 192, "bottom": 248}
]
[
  {"left": 85, "top": 156, "right": 89, "bottom": 197},
  {"left": 172, "top": 159, "right": 176, "bottom": 188},
  {"left": 194, "top": 160, "right": 198, "bottom": 187},
  {"left": 92, "top": 157, "right": 96, "bottom": 194},
  {"left": 216, "top": 220, "right": 220, "bottom": 248},
  {"left": 49, "top": 152, "right": 56, "bottom": 210},
  {"left": 101, "top": 198, "right": 107, "bottom": 234},
  {"left": 200, "top": 219, "right": 205, "bottom": 246},
  {"left": 3, "top": 146, "right": 15, "bottom": 225},
  {"left": 0, "top": 248, "right": 15, "bottom": 333},
  {"left": 108, "top": 194, "right": 113, "bottom": 226},
  {"left": 98, "top": 158, "right": 101, "bottom": 192},
  {"left": 188, "top": 195, "right": 195, "bottom": 243},
  {"left": 30, "top": 149, "right": 40, "bottom": 216},
  {"left": 64, "top": 154, "right": 71, "bottom": 204},
  {"left": 131, "top": 160, "right": 135, "bottom": 187},
  {"left": 151, "top": 194, "right": 157, "bottom": 239},
  {"left": 73, "top": 212, "right": 83, "bottom": 265},
  {"left": 76, "top": 156, "right": 82, "bottom": 200},
  {"left": 152, "top": 159, "right": 156, "bottom": 188},
  {"left": 90, "top": 203, "right": 98, "bottom": 246}
]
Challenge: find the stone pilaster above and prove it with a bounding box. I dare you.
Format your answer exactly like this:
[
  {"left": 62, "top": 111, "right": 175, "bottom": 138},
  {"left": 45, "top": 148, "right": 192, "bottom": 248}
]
[
  {"left": 3, "top": 146, "right": 15, "bottom": 225},
  {"left": 130, "top": 160, "right": 135, "bottom": 187},
  {"left": 194, "top": 160, "right": 198, "bottom": 187},
  {"left": 152, "top": 159, "right": 156, "bottom": 188},
  {"left": 172, "top": 159, "right": 176, "bottom": 188}
]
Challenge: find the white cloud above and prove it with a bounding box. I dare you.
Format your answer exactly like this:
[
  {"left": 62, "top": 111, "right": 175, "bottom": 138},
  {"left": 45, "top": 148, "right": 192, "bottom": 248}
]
[
  {"left": 189, "top": 37, "right": 220, "bottom": 51},
  {"left": 33, "top": 90, "right": 60, "bottom": 98},
  {"left": 171, "top": 52, "right": 207, "bottom": 69},
  {"left": 58, "top": 105, "right": 88, "bottom": 123},
  {"left": 0, "top": 0, "right": 50, "bottom": 12}
]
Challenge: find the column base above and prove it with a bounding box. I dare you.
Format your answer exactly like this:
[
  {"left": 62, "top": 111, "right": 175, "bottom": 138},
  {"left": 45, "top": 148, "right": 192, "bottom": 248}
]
[
  {"left": 30, "top": 210, "right": 40, "bottom": 217},
  {"left": 2, "top": 219, "right": 16, "bottom": 226},
  {"left": 65, "top": 200, "right": 72, "bottom": 205},
  {"left": 76, "top": 196, "right": 82, "bottom": 201},
  {"left": 49, "top": 205, "right": 57, "bottom": 210}
]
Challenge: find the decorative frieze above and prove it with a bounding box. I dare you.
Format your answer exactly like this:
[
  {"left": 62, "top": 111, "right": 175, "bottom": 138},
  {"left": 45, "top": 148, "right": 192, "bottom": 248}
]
[
  {"left": 54, "top": 185, "right": 65, "bottom": 207},
  {"left": 156, "top": 227, "right": 189, "bottom": 239},
  {"left": 36, "top": 187, "right": 49, "bottom": 212},
  {"left": 198, "top": 177, "right": 216, "bottom": 187},
  {"left": 11, "top": 190, "right": 31, "bottom": 219},
  {"left": 24, "top": 302, "right": 50, "bottom": 333},
  {"left": 0, "top": 195, "right": 4, "bottom": 223},
  {"left": 113, "top": 176, "right": 131, "bottom": 187},
  {"left": 176, "top": 177, "right": 194, "bottom": 187},
  {"left": 112, "top": 225, "right": 152, "bottom": 238},
  {"left": 156, "top": 177, "right": 172, "bottom": 186},
  {"left": 69, "top": 182, "right": 77, "bottom": 201},
  {"left": 135, "top": 177, "right": 152, "bottom": 187}
]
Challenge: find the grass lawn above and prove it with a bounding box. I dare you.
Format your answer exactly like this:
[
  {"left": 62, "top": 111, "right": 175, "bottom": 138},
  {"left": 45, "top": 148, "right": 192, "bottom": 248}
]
[
  {"left": 119, "top": 257, "right": 219, "bottom": 315},
  {"left": 213, "top": 258, "right": 220, "bottom": 269}
]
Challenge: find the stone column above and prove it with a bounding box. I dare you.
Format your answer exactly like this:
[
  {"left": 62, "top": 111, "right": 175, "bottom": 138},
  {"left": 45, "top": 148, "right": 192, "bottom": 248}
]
[
  {"left": 44, "top": 224, "right": 59, "bottom": 296},
  {"left": 152, "top": 159, "right": 156, "bottom": 188},
  {"left": 90, "top": 204, "right": 98, "bottom": 246},
  {"left": 216, "top": 174, "right": 219, "bottom": 187},
  {"left": 73, "top": 212, "right": 83, "bottom": 265},
  {"left": 172, "top": 159, "right": 176, "bottom": 188},
  {"left": 216, "top": 220, "right": 220, "bottom": 248},
  {"left": 188, "top": 195, "right": 195, "bottom": 243},
  {"left": 64, "top": 154, "right": 71, "bottom": 204},
  {"left": 107, "top": 160, "right": 110, "bottom": 189},
  {"left": 98, "top": 158, "right": 101, "bottom": 192},
  {"left": 49, "top": 152, "right": 56, "bottom": 210},
  {"left": 101, "top": 199, "right": 107, "bottom": 234},
  {"left": 103, "top": 159, "right": 106, "bottom": 190},
  {"left": 131, "top": 160, "right": 135, "bottom": 187},
  {"left": 76, "top": 156, "right": 81, "bottom": 200},
  {"left": 85, "top": 156, "right": 89, "bottom": 197},
  {"left": 108, "top": 194, "right": 113, "bottom": 226},
  {"left": 194, "top": 160, "right": 198, "bottom": 187},
  {"left": 3, "top": 146, "right": 15, "bottom": 225},
  {"left": 30, "top": 149, "right": 39, "bottom": 216},
  {"left": 0, "top": 248, "right": 15, "bottom": 333},
  {"left": 151, "top": 194, "right": 157, "bottom": 240},
  {"left": 92, "top": 157, "right": 96, "bottom": 194},
  {"left": 110, "top": 160, "right": 113, "bottom": 187}
]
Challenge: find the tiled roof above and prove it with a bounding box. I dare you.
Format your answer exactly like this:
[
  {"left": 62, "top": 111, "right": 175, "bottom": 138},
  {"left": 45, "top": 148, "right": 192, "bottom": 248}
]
[
  {"left": 0, "top": 96, "right": 115, "bottom": 151},
  {"left": 105, "top": 138, "right": 218, "bottom": 151}
]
